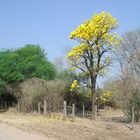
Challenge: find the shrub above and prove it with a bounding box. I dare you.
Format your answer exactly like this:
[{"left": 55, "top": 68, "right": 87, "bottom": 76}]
[
  {"left": 112, "top": 77, "right": 140, "bottom": 122},
  {"left": 13, "top": 78, "right": 66, "bottom": 112}
]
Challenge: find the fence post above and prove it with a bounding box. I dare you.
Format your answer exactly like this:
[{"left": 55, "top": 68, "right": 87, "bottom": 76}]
[
  {"left": 38, "top": 102, "right": 41, "bottom": 114},
  {"left": 4, "top": 102, "right": 6, "bottom": 110},
  {"left": 132, "top": 106, "right": 134, "bottom": 130},
  {"left": 43, "top": 100, "right": 47, "bottom": 115},
  {"left": 83, "top": 104, "right": 85, "bottom": 118},
  {"left": 17, "top": 100, "right": 20, "bottom": 112},
  {"left": 72, "top": 103, "right": 75, "bottom": 122},
  {"left": 94, "top": 105, "right": 97, "bottom": 120},
  {"left": 63, "top": 101, "right": 67, "bottom": 120}
]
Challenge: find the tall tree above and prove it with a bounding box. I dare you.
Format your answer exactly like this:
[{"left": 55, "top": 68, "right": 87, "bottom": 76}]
[
  {"left": 0, "top": 44, "right": 56, "bottom": 95},
  {"left": 67, "top": 11, "right": 122, "bottom": 119}
]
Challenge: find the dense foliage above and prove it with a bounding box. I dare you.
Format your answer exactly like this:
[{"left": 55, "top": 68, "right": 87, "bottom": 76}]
[{"left": 0, "top": 44, "right": 56, "bottom": 96}]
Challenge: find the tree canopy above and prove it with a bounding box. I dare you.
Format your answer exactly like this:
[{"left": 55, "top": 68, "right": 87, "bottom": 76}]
[{"left": 0, "top": 44, "right": 56, "bottom": 95}]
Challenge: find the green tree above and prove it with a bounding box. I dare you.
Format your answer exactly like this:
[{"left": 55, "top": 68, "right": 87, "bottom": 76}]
[{"left": 0, "top": 44, "right": 56, "bottom": 95}]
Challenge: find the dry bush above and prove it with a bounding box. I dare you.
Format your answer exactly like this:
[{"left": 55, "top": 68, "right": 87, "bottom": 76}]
[
  {"left": 112, "top": 75, "right": 140, "bottom": 122},
  {"left": 114, "top": 29, "right": 140, "bottom": 122},
  {"left": 14, "top": 77, "right": 66, "bottom": 112}
]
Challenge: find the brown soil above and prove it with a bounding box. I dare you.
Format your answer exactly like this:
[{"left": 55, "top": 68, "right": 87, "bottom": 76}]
[{"left": 0, "top": 109, "right": 139, "bottom": 140}]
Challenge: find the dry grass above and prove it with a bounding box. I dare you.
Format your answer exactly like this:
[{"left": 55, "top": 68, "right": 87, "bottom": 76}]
[{"left": 0, "top": 108, "right": 140, "bottom": 140}]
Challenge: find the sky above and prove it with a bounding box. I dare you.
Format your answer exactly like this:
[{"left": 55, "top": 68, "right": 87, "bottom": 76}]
[
  {"left": 0, "top": 0, "right": 140, "bottom": 84},
  {"left": 0, "top": 0, "right": 140, "bottom": 58}
]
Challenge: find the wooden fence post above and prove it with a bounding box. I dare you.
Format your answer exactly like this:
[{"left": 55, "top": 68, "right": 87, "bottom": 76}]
[
  {"left": 132, "top": 106, "right": 134, "bottom": 130},
  {"left": 94, "top": 105, "right": 97, "bottom": 120},
  {"left": 17, "top": 100, "right": 20, "bottom": 112},
  {"left": 4, "top": 102, "right": 6, "bottom": 110},
  {"left": 43, "top": 100, "right": 47, "bottom": 115},
  {"left": 63, "top": 101, "right": 67, "bottom": 120},
  {"left": 83, "top": 104, "right": 85, "bottom": 118},
  {"left": 38, "top": 102, "right": 41, "bottom": 114},
  {"left": 72, "top": 103, "right": 75, "bottom": 122}
]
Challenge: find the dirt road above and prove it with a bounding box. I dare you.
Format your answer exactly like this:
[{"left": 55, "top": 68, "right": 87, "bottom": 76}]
[
  {"left": 0, "top": 123, "right": 51, "bottom": 140},
  {"left": 0, "top": 110, "right": 140, "bottom": 140}
]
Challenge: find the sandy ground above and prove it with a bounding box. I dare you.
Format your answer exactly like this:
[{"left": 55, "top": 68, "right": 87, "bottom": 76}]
[
  {"left": 0, "top": 122, "right": 53, "bottom": 140},
  {"left": 0, "top": 109, "right": 140, "bottom": 140}
]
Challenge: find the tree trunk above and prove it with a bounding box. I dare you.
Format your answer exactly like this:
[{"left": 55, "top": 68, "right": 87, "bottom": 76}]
[{"left": 91, "top": 75, "right": 97, "bottom": 120}]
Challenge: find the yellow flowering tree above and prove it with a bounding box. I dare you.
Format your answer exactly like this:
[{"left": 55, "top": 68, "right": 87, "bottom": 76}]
[
  {"left": 100, "top": 90, "right": 112, "bottom": 103},
  {"left": 67, "top": 11, "right": 122, "bottom": 119},
  {"left": 70, "top": 80, "right": 79, "bottom": 91},
  {"left": 96, "top": 90, "right": 112, "bottom": 108}
]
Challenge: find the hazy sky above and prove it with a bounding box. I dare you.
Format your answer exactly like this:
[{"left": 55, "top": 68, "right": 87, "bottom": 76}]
[{"left": 0, "top": 0, "right": 139, "bottom": 60}]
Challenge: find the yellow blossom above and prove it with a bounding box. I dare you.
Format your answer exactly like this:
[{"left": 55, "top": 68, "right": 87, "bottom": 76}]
[
  {"left": 69, "top": 11, "right": 118, "bottom": 42},
  {"left": 70, "top": 80, "right": 79, "bottom": 91}
]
